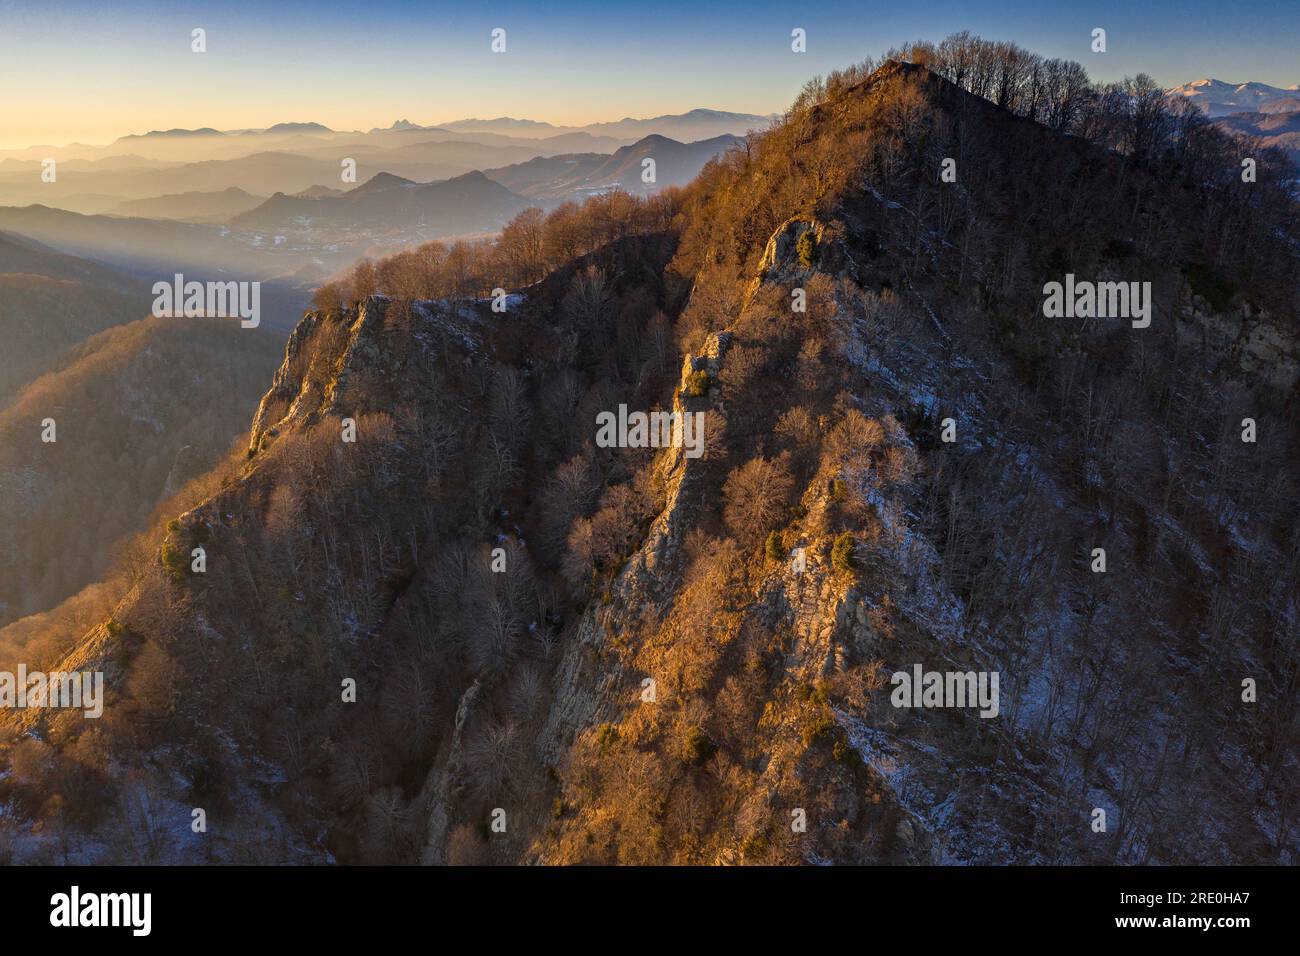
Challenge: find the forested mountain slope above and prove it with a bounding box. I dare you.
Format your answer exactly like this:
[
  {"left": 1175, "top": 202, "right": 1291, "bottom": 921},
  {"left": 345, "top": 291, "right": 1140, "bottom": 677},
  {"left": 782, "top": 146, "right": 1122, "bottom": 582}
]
[
  {"left": 0, "top": 317, "right": 281, "bottom": 628},
  {"left": 0, "top": 231, "right": 150, "bottom": 404},
  {"left": 1, "top": 47, "right": 1295, "bottom": 865}
]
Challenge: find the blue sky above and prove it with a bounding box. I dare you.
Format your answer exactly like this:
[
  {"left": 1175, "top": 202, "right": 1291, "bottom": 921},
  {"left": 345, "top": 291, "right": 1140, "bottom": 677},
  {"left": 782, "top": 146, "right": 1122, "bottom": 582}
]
[{"left": 1, "top": 0, "right": 1296, "bottom": 146}]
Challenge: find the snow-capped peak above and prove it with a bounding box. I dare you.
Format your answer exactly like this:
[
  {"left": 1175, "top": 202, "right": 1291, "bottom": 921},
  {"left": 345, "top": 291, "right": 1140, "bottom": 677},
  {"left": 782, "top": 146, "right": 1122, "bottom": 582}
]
[{"left": 1167, "top": 77, "right": 1300, "bottom": 116}]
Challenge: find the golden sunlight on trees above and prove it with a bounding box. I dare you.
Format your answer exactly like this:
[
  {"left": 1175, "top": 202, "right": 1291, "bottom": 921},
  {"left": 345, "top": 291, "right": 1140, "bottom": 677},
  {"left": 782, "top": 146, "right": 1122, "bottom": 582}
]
[{"left": 723, "top": 453, "right": 796, "bottom": 547}]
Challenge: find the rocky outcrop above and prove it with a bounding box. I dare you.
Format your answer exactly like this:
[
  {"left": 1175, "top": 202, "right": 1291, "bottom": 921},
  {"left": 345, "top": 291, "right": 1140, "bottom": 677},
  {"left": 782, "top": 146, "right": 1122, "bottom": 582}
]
[
  {"left": 1181, "top": 296, "right": 1300, "bottom": 393},
  {"left": 249, "top": 296, "right": 480, "bottom": 454}
]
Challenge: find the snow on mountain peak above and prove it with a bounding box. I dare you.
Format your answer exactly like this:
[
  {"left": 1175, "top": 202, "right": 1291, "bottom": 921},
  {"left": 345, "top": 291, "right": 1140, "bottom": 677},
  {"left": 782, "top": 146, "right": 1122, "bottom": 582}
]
[{"left": 1169, "top": 77, "right": 1300, "bottom": 116}]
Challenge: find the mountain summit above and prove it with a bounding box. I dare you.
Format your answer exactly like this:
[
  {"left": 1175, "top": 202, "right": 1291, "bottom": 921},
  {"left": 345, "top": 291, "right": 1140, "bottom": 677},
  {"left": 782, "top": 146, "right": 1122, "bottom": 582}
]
[{"left": 1168, "top": 77, "right": 1300, "bottom": 115}]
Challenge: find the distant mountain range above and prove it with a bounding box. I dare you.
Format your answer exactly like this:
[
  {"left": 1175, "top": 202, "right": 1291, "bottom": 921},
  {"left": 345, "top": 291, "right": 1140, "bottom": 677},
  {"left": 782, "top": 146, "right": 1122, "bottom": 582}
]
[
  {"left": 1167, "top": 79, "right": 1300, "bottom": 164},
  {"left": 484, "top": 133, "right": 742, "bottom": 198},
  {"left": 1, "top": 109, "right": 771, "bottom": 163},
  {"left": 0, "top": 110, "right": 763, "bottom": 216},
  {"left": 118, "top": 122, "right": 334, "bottom": 140},
  {"left": 438, "top": 108, "right": 775, "bottom": 141},
  {"left": 109, "top": 186, "right": 266, "bottom": 222},
  {"left": 1213, "top": 110, "right": 1300, "bottom": 165},
  {"left": 228, "top": 132, "right": 742, "bottom": 241},
  {"left": 0, "top": 127, "right": 741, "bottom": 328},
  {"left": 230, "top": 169, "right": 529, "bottom": 238},
  {"left": 1168, "top": 78, "right": 1300, "bottom": 117}
]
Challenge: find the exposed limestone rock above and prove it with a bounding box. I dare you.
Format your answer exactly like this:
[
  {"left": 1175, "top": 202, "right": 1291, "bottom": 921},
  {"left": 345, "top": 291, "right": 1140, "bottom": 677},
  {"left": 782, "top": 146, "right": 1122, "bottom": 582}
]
[
  {"left": 419, "top": 678, "right": 481, "bottom": 864},
  {"left": 1182, "top": 297, "right": 1300, "bottom": 393},
  {"left": 746, "top": 215, "right": 855, "bottom": 308},
  {"left": 249, "top": 296, "right": 479, "bottom": 454}
]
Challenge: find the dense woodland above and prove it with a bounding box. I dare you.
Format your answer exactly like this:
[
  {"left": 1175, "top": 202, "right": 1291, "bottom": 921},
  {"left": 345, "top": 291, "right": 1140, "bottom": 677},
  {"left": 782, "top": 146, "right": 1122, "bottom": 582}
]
[{"left": 0, "top": 34, "right": 1296, "bottom": 864}]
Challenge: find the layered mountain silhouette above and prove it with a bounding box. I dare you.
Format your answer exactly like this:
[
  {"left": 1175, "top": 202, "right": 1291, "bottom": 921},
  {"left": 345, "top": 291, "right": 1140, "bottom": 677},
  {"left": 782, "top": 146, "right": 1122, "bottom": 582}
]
[
  {"left": 426, "top": 108, "right": 770, "bottom": 141},
  {"left": 109, "top": 187, "right": 266, "bottom": 223},
  {"left": 231, "top": 169, "right": 529, "bottom": 237},
  {"left": 484, "top": 134, "right": 742, "bottom": 197},
  {"left": 1214, "top": 110, "right": 1300, "bottom": 164}
]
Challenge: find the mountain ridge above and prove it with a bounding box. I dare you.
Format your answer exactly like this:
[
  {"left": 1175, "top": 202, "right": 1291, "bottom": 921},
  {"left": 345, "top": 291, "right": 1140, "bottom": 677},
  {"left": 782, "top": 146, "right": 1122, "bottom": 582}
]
[{"left": 1, "top": 47, "right": 1296, "bottom": 865}]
